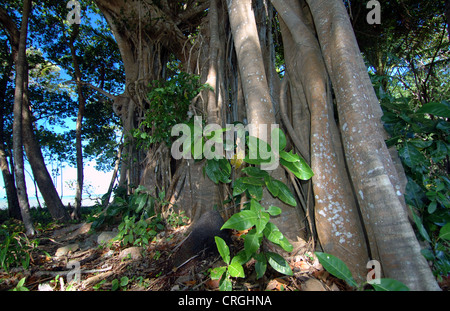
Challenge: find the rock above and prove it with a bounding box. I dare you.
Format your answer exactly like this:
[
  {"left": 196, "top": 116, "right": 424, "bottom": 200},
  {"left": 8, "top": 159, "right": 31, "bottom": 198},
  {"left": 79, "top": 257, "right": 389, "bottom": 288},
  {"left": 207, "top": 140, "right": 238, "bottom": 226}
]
[
  {"left": 173, "top": 210, "right": 231, "bottom": 267},
  {"left": 119, "top": 247, "right": 143, "bottom": 261},
  {"left": 66, "top": 222, "right": 92, "bottom": 240},
  {"left": 97, "top": 231, "right": 117, "bottom": 245},
  {"left": 38, "top": 283, "right": 53, "bottom": 291},
  {"left": 302, "top": 278, "right": 326, "bottom": 291},
  {"left": 55, "top": 243, "right": 79, "bottom": 257}
]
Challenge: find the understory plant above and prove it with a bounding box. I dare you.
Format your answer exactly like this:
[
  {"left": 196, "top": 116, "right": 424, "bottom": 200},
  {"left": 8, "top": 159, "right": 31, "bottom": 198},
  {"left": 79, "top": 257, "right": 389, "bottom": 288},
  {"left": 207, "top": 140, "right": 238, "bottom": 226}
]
[
  {"left": 380, "top": 94, "right": 450, "bottom": 279},
  {"left": 92, "top": 185, "right": 185, "bottom": 247},
  {"left": 316, "top": 252, "right": 409, "bottom": 291},
  {"left": 196, "top": 127, "right": 314, "bottom": 290},
  {"left": 132, "top": 72, "right": 211, "bottom": 148}
]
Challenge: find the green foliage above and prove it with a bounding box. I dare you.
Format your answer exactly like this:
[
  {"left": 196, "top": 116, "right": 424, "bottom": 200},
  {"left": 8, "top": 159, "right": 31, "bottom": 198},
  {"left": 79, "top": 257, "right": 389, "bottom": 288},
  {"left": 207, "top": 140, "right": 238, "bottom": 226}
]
[
  {"left": 111, "top": 276, "right": 129, "bottom": 291},
  {"left": 380, "top": 94, "right": 450, "bottom": 278},
  {"left": 0, "top": 224, "right": 39, "bottom": 273},
  {"left": 9, "top": 277, "right": 29, "bottom": 292},
  {"left": 91, "top": 185, "right": 187, "bottom": 247},
  {"left": 92, "top": 185, "right": 158, "bottom": 229},
  {"left": 315, "top": 252, "right": 409, "bottom": 291},
  {"left": 132, "top": 72, "right": 211, "bottom": 148},
  {"left": 207, "top": 128, "right": 313, "bottom": 290}
]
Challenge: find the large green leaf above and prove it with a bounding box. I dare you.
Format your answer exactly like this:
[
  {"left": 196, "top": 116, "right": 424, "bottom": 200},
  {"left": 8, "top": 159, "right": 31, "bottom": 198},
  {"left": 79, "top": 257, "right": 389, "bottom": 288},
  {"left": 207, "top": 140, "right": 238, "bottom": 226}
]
[
  {"left": 271, "top": 179, "right": 297, "bottom": 206},
  {"left": 410, "top": 206, "right": 431, "bottom": 243},
  {"left": 315, "top": 252, "right": 358, "bottom": 287},
  {"left": 215, "top": 236, "right": 230, "bottom": 265},
  {"left": 439, "top": 223, "right": 450, "bottom": 241},
  {"left": 415, "top": 101, "right": 450, "bottom": 118},
  {"left": 280, "top": 158, "right": 314, "bottom": 180},
  {"left": 254, "top": 253, "right": 267, "bottom": 279},
  {"left": 242, "top": 166, "right": 269, "bottom": 178},
  {"left": 370, "top": 278, "right": 409, "bottom": 291},
  {"left": 272, "top": 127, "right": 286, "bottom": 152},
  {"left": 205, "top": 159, "right": 231, "bottom": 184},
  {"left": 211, "top": 266, "right": 226, "bottom": 280},
  {"left": 232, "top": 178, "right": 248, "bottom": 196},
  {"left": 266, "top": 252, "right": 293, "bottom": 276},
  {"left": 219, "top": 275, "right": 232, "bottom": 291},
  {"left": 263, "top": 222, "right": 293, "bottom": 252},
  {"left": 228, "top": 257, "right": 245, "bottom": 278},
  {"left": 221, "top": 210, "right": 258, "bottom": 231},
  {"left": 247, "top": 184, "right": 263, "bottom": 200},
  {"left": 244, "top": 229, "right": 263, "bottom": 257},
  {"left": 279, "top": 150, "right": 300, "bottom": 162},
  {"left": 398, "top": 142, "right": 427, "bottom": 169}
]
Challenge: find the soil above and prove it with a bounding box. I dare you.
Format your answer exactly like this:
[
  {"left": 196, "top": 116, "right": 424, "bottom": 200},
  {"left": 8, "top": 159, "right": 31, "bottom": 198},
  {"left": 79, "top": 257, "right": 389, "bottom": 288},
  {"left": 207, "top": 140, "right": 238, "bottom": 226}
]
[{"left": 0, "top": 219, "right": 350, "bottom": 292}]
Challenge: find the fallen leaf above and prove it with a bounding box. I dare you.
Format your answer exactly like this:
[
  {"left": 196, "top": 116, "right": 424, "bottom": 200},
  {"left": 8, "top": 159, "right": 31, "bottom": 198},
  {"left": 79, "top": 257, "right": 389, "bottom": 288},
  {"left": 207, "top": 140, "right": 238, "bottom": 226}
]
[{"left": 266, "top": 278, "right": 289, "bottom": 291}]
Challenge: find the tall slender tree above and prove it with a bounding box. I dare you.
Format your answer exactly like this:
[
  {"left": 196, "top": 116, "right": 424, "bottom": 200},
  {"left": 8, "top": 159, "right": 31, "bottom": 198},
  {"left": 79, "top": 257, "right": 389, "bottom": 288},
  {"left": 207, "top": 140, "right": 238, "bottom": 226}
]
[{"left": 12, "top": 0, "right": 34, "bottom": 235}]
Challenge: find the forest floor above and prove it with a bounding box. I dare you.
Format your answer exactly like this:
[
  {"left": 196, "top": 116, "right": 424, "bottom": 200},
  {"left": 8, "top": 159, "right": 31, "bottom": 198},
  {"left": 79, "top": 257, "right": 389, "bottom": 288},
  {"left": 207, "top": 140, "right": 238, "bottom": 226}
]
[
  {"left": 0, "top": 214, "right": 357, "bottom": 292},
  {"left": 2, "top": 213, "right": 448, "bottom": 292}
]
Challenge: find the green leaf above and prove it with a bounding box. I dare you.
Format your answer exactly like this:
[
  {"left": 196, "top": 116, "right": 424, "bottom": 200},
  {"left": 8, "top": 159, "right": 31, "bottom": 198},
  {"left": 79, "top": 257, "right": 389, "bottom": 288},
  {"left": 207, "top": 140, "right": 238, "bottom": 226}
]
[
  {"left": 205, "top": 159, "right": 231, "bottom": 184},
  {"left": 265, "top": 177, "right": 279, "bottom": 197},
  {"left": 279, "top": 150, "right": 300, "bottom": 162},
  {"left": 247, "top": 184, "right": 263, "bottom": 200},
  {"left": 262, "top": 222, "right": 293, "bottom": 252},
  {"left": 280, "top": 158, "right": 314, "bottom": 180},
  {"left": 241, "top": 176, "right": 265, "bottom": 186},
  {"left": 398, "top": 143, "right": 427, "bottom": 169},
  {"left": 254, "top": 253, "right": 267, "bottom": 279},
  {"left": 410, "top": 206, "right": 431, "bottom": 243},
  {"left": 315, "top": 252, "right": 357, "bottom": 287},
  {"left": 228, "top": 257, "right": 245, "bottom": 278},
  {"left": 370, "top": 278, "right": 409, "bottom": 291},
  {"left": 272, "top": 127, "right": 286, "bottom": 151},
  {"left": 271, "top": 179, "right": 297, "bottom": 206},
  {"left": 428, "top": 200, "right": 437, "bottom": 214},
  {"left": 439, "top": 223, "right": 450, "bottom": 241},
  {"left": 211, "top": 266, "right": 227, "bottom": 280},
  {"left": 215, "top": 236, "right": 230, "bottom": 265},
  {"left": 120, "top": 276, "right": 129, "bottom": 287},
  {"left": 219, "top": 275, "right": 232, "bottom": 291},
  {"left": 244, "top": 229, "right": 263, "bottom": 256},
  {"left": 266, "top": 205, "right": 282, "bottom": 216},
  {"left": 244, "top": 136, "right": 273, "bottom": 164},
  {"left": 415, "top": 101, "right": 450, "bottom": 118},
  {"left": 232, "top": 178, "right": 248, "bottom": 197},
  {"left": 242, "top": 166, "right": 269, "bottom": 178},
  {"left": 221, "top": 210, "right": 258, "bottom": 231},
  {"left": 111, "top": 279, "right": 119, "bottom": 291},
  {"left": 266, "top": 252, "right": 293, "bottom": 276}
]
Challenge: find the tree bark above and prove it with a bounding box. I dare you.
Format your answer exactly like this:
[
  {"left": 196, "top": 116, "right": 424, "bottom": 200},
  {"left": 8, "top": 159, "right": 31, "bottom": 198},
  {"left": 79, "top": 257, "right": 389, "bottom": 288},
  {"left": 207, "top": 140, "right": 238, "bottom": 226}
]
[
  {"left": 273, "top": 0, "right": 369, "bottom": 279},
  {"left": 306, "top": 0, "right": 439, "bottom": 291},
  {"left": 68, "top": 25, "right": 86, "bottom": 220},
  {"left": 1, "top": 2, "right": 70, "bottom": 223},
  {"left": 12, "top": 0, "right": 34, "bottom": 236},
  {"left": 227, "top": 0, "right": 306, "bottom": 251},
  {"left": 0, "top": 51, "right": 21, "bottom": 220}
]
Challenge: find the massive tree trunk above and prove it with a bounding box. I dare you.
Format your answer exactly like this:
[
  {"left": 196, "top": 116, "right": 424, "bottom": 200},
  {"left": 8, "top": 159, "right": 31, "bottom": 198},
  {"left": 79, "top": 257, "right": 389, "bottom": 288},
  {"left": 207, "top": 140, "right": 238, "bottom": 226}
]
[
  {"left": 305, "top": 0, "right": 439, "bottom": 290},
  {"left": 226, "top": 0, "right": 306, "bottom": 252},
  {"left": 12, "top": 0, "right": 34, "bottom": 236},
  {"left": 273, "top": 0, "right": 369, "bottom": 279},
  {"left": 94, "top": 0, "right": 440, "bottom": 290}
]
